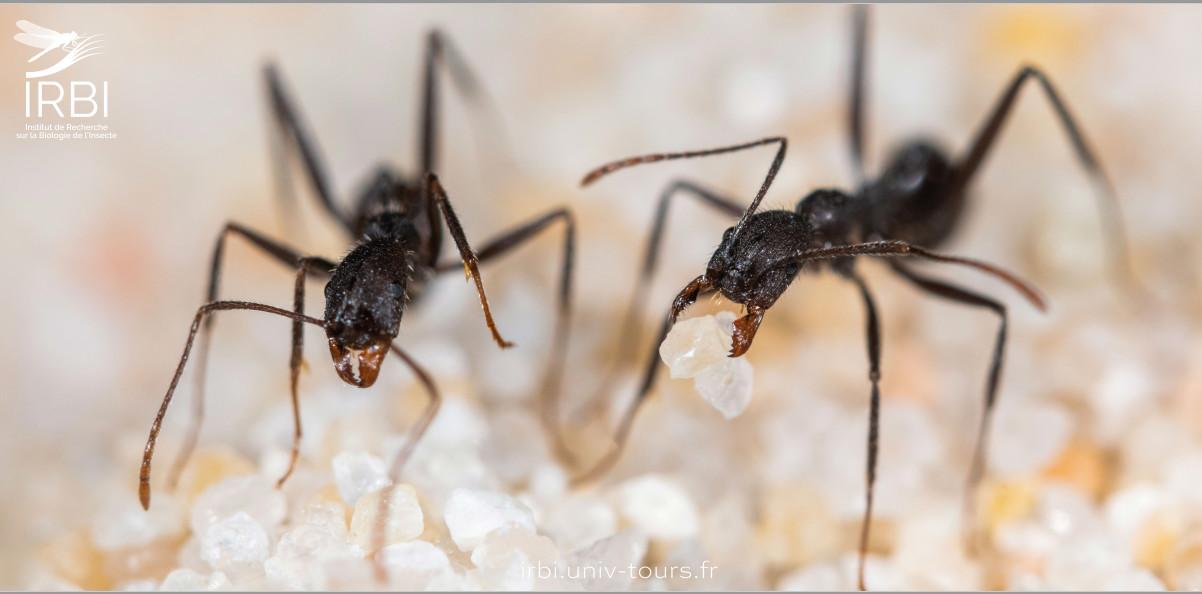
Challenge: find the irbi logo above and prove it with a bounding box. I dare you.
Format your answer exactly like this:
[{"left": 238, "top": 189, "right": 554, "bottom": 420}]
[{"left": 14, "top": 20, "right": 108, "bottom": 118}]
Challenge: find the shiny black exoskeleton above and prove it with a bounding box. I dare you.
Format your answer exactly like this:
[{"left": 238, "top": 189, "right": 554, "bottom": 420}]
[
  {"left": 140, "top": 31, "right": 577, "bottom": 514},
  {"left": 577, "top": 6, "right": 1130, "bottom": 591},
  {"left": 702, "top": 141, "right": 964, "bottom": 346}
]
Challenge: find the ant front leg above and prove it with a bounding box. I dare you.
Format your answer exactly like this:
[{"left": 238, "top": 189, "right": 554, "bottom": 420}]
[
  {"left": 585, "top": 180, "right": 745, "bottom": 423},
  {"left": 847, "top": 271, "right": 883, "bottom": 592},
  {"left": 571, "top": 275, "right": 714, "bottom": 487},
  {"left": 168, "top": 222, "right": 332, "bottom": 491},
  {"left": 385, "top": 344, "right": 443, "bottom": 481},
  {"left": 276, "top": 256, "right": 338, "bottom": 488},
  {"left": 142, "top": 301, "right": 327, "bottom": 510},
  {"left": 366, "top": 343, "right": 443, "bottom": 578},
  {"left": 436, "top": 207, "right": 577, "bottom": 465},
  {"left": 952, "top": 65, "right": 1134, "bottom": 288},
  {"left": 424, "top": 173, "right": 512, "bottom": 348},
  {"left": 890, "top": 262, "right": 1007, "bottom": 556},
  {"left": 569, "top": 180, "right": 740, "bottom": 478}
]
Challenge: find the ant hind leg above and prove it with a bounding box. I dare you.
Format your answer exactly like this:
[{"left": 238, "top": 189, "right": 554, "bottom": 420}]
[
  {"left": 263, "top": 64, "right": 351, "bottom": 232},
  {"left": 891, "top": 262, "right": 1007, "bottom": 556},
  {"left": 951, "top": 65, "right": 1135, "bottom": 290},
  {"left": 847, "top": 271, "right": 883, "bottom": 592}
]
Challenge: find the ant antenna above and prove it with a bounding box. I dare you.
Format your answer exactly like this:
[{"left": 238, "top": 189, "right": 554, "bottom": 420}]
[
  {"left": 580, "top": 137, "right": 788, "bottom": 247},
  {"left": 767, "top": 240, "right": 1048, "bottom": 311}
]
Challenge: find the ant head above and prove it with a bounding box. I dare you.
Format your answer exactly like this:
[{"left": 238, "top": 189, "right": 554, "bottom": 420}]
[
  {"left": 323, "top": 239, "right": 414, "bottom": 388},
  {"left": 704, "top": 210, "right": 807, "bottom": 309}
]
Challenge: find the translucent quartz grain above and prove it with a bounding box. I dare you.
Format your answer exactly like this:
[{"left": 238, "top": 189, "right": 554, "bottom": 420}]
[
  {"left": 378, "top": 540, "right": 454, "bottom": 590},
  {"left": 469, "top": 526, "right": 562, "bottom": 590},
  {"left": 189, "top": 476, "right": 286, "bottom": 537},
  {"left": 330, "top": 451, "right": 390, "bottom": 507},
  {"left": 659, "top": 312, "right": 754, "bottom": 419},
  {"left": 198, "top": 511, "right": 269, "bottom": 573},
  {"left": 349, "top": 484, "right": 424, "bottom": 552},
  {"left": 159, "top": 568, "right": 230, "bottom": 591},
  {"left": 443, "top": 488, "right": 537, "bottom": 552},
  {"left": 616, "top": 474, "right": 699, "bottom": 541}
]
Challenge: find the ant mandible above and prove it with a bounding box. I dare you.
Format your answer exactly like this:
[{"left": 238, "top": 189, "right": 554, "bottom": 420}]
[
  {"left": 139, "top": 31, "right": 577, "bottom": 510},
  {"left": 574, "top": 6, "right": 1129, "bottom": 590}
]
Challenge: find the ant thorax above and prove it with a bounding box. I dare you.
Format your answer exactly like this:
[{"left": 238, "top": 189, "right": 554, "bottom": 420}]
[
  {"left": 796, "top": 189, "right": 862, "bottom": 247},
  {"left": 350, "top": 167, "right": 427, "bottom": 238},
  {"left": 794, "top": 188, "right": 865, "bottom": 275}
]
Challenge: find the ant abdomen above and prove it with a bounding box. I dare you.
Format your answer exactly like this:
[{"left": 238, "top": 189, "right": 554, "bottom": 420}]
[{"left": 865, "top": 140, "right": 964, "bottom": 248}]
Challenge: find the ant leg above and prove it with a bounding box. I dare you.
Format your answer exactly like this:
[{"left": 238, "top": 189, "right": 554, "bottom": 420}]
[
  {"left": 265, "top": 92, "right": 302, "bottom": 238},
  {"left": 168, "top": 222, "right": 333, "bottom": 490},
  {"left": 435, "top": 208, "right": 577, "bottom": 466},
  {"left": 276, "top": 256, "right": 337, "bottom": 488},
  {"left": 366, "top": 343, "right": 441, "bottom": 577},
  {"left": 417, "top": 30, "right": 492, "bottom": 176},
  {"left": 891, "top": 262, "right": 1007, "bottom": 555},
  {"left": 424, "top": 172, "right": 513, "bottom": 349},
  {"left": 417, "top": 32, "right": 446, "bottom": 258},
  {"left": 418, "top": 31, "right": 508, "bottom": 261},
  {"left": 385, "top": 344, "right": 442, "bottom": 481},
  {"left": 587, "top": 180, "right": 744, "bottom": 430},
  {"left": 264, "top": 64, "right": 351, "bottom": 232},
  {"left": 141, "top": 301, "right": 327, "bottom": 510},
  {"left": 848, "top": 4, "right": 870, "bottom": 184},
  {"left": 951, "top": 65, "right": 1134, "bottom": 288},
  {"left": 847, "top": 271, "right": 882, "bottom": 592},
  {"left": 571, "top": 276, "right": 714, "bottom": 487},
  {"left": 418, "top": 31, "right": 441, "bottom": 177}
]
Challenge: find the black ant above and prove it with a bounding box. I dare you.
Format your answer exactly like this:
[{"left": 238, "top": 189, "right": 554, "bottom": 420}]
[
  {"left": 573, "top": 6, "right": 1130, "bottom": 590},
  {"left": 138, "top": 31, "right": 576, "bottom": 511}
]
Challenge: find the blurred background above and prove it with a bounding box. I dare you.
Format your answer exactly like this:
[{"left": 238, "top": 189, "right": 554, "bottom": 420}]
[{"left": 2, "top": 4, "right": 1201, "bottom": 589}]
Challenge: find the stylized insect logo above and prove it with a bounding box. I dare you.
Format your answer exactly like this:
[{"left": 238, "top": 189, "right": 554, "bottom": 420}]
[{"left": 14, "top": 20, "right": 103, "bottom": 79}]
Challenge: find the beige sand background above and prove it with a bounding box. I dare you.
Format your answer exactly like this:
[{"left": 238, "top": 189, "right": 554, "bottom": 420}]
[{"left": 2, "top": 4, "right": 1201, "bottom": 589}]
